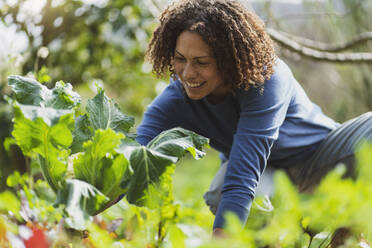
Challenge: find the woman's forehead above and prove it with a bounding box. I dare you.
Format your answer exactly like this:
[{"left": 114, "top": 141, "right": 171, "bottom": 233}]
[{"left": 175, "top": 31, "right": 213, "bottom": 57}]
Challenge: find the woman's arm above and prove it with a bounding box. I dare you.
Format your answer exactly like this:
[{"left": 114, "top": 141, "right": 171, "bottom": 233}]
[
  {"left": 136, "top": 80, "right": 182, "bottom": 145},
  {"left": 213, "top": 60, "right": 294, "bottom": 229}
]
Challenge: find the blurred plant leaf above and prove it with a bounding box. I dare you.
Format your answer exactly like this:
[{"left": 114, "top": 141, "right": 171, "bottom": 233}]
[
  {"left": 0, "top": 191, "right": 21, "bottom": 220},
  {"left": 55, "top": 179, "right": 110, "bottom": 230},
  {"left": 257, "top": 171, "right": 303, "bottom": 247},
  {"left": 86, "top": 222, "right": 116, "bottom": 247}
]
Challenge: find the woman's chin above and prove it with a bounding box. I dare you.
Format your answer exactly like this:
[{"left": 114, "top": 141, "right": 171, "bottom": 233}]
[{"left": 186, "top": 93, "right": 204, "bottom": 100}]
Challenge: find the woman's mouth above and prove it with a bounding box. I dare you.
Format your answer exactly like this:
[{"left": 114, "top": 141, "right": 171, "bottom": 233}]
[{"left": 184, "top": 81, "right": 206, "bottom": 88}]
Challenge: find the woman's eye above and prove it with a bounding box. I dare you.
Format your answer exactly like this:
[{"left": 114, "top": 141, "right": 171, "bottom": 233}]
[
  {"left": 175, "top": 57, "right": 185, "bottom": 62},
  {"left": 197, "top": 61, "right": 210, "bottom": 66}
]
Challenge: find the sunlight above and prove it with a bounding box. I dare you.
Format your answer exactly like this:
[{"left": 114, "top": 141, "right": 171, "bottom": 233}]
[
  {"left": 0, "top": 22, "right": 28, "bottom": 61},
  {"left": 20, "top": 0, "right": 47, "bottom": 16}
]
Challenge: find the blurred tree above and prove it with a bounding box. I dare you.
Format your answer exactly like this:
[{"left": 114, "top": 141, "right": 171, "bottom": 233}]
[{"left": 260, "top": 0, "right": 372, "bottom": 121}]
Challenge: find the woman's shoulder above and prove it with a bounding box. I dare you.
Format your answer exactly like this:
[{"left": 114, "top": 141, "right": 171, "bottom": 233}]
[
  {"left": 235, "top": 58, "right": 295, "bottom": 107},
  {"left": 270, "top": 58, "right": 296, "bottom": 82}
]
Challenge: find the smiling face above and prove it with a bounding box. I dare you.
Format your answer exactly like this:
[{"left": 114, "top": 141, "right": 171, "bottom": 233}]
[{"left": 173, "top": 31, "right": 229, "bottom": 102}]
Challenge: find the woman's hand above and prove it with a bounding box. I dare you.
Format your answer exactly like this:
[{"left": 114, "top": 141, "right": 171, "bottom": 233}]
[{"left": 212, "top": 228, "right": 228, "bottom": 238}]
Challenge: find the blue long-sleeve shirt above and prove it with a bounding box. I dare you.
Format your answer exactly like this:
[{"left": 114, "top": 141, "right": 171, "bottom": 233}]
[{"left": 136, "top": 59, "right": 339, "bottom": 229}]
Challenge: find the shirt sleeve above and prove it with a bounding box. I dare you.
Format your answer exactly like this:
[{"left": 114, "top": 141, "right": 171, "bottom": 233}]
[
  {"left": 213, "top": 62, "right": 294, "bottom": 229},
  {"left": 136, "top": 81, "right": 182, "bottom": 145}
]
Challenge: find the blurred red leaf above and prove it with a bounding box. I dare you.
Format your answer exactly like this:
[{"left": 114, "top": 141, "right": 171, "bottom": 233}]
[{"left": 23, "top": 226, "right": 49, "bottom": 248}]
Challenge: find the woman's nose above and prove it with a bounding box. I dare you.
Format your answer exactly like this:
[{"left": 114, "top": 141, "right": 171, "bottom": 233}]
[{"left": 182, "top": 63, "right": 197, "bottom": 80}]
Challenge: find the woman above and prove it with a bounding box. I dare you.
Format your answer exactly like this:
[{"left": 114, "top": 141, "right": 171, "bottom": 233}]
[{"left": 136, "top": 0, "right": 372, "bottom": 237}]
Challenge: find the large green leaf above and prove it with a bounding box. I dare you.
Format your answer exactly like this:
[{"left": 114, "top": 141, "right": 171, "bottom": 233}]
[
  {"left": 55, "top": 179, "right": 110, "bottom": 230},
  {"left": 117, "top": 127, "right": 209, "bottom": 205},
  {"left": 13, "top": 103, "right": 73, "bottom": 127},
  {"left": 8, "top": 75, "right": 44, "bottom": 106},
  {"left": 70, "top": 115, "right": 92, "bottom": 153},
  {"left": 8, "top": 76, "right": 77, "bottom": 193},
  {"left": 120, "top": 146, "right": 177, "bottom": 205},
  {"left": 8, "top": 75, "right": 81, "bottom": 109},
  {"left": 101, "top": 154, "right": 130, "bottom": 200},
  {"left": 73, "top": 129, "right": 129, "bottom": 199},
  {"left": 86, "top": 88, "right": 134, "bottom": 132},
  {"left": 12, "top": 103, "right": 74, "bottom": 192},
  {"left": 71, "top": 88, "right": 135, "bottom": 153},
  {"left": 147, "top": 127, "right": 209, "bottom": 159},
  {"left": 47, "top": 80, "right": 81, "bottom": 109}
]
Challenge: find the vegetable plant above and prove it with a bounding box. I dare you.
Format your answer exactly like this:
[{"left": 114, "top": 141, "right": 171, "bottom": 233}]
[{"left": 7, "top": 75, "right": 209, "bottom": 230}]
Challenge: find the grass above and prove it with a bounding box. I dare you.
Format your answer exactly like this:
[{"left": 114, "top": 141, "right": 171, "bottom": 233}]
[{"left": 172, "top": 148, "right": 221, "bottom": 229}]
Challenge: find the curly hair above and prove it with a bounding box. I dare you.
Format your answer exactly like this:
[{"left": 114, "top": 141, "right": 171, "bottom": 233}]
[{"left": 145, "top": 0, "right": 277, "bottom": 91}]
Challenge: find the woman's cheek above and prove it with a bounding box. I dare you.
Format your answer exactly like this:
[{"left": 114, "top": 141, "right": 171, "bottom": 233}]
[{"left": 173, "top": 65, "right": 183, "bottom": 79}]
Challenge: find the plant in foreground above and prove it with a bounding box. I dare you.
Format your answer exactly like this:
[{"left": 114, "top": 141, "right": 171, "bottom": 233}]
[{"left": 7, "top": 75, "right": 209, "bottom": 231}]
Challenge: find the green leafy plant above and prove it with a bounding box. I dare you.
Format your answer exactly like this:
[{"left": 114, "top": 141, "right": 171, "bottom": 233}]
[
  {"left": 7, "top": 75, "right": 209, "bottom": 230},
  {"left": 7, "top": 75, "right": 372, "bottom": 247}
]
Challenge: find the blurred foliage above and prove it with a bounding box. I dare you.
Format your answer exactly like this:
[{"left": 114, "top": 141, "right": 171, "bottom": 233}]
[
  {"left": 0, "top": 0, "right": 161, "bottom": 116},
  {"left": 262, "top": 0, "right": 372, "bottom": 121}
]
